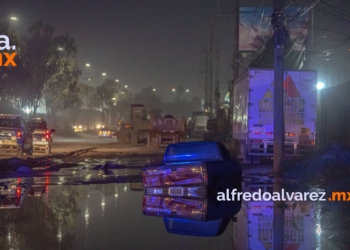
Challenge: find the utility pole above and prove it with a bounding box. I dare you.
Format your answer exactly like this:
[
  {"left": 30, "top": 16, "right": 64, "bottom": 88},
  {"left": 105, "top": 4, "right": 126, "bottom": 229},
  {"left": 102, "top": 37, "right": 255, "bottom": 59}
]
[
  {"left": 272, "top": 0, "right": 287, "bottom": 248},
  {"left": 305, "top": 7, "right": 314, "bottom": 69},
  {"left": 209, "top": 25, "right": 213, "bottom": 114},
  {"left": 214, "top": 0, "right": 221, "bottom": 115},
  {"left": 229, "top": 0, "right": 240, "bottom": 126},
  {"left": 204, "top": 51, "right": 209, "bottom": 111},
  {"left": 108, "top": 105, "right": 111, "bottom": 128}
]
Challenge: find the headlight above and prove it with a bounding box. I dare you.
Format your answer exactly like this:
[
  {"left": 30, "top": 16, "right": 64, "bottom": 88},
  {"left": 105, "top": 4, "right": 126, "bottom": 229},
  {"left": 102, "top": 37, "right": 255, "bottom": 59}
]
[
  {"left": 73, "top": 126, "right": 76, "bottom": 128},
  {"left": 79, "top": 126, "right": 82, "bottom": 129}
]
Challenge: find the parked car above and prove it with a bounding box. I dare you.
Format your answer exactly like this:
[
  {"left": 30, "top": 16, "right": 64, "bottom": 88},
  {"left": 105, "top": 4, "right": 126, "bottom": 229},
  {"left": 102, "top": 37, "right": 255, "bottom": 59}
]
[
  {"left": 25, "top": 118, "right": 55, "bottom": 155},
  {"left": 98, "top": 128, "right": 114, "bottom": 139},
  {"left": 0, "top": 114, "right": 33, "bottom": 157}
]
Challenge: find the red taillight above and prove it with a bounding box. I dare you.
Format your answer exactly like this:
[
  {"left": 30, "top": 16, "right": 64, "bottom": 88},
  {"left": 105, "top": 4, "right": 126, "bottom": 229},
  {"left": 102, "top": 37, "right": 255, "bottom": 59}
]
[
  {"left": 16, "top": 187, "right": 21, "bottom": 196},
  {"left": 45, "top": 130, "right": 51, "bottom": 140},
  {"left": 16, "top": 131, "right": 22, "bottom": 138}
]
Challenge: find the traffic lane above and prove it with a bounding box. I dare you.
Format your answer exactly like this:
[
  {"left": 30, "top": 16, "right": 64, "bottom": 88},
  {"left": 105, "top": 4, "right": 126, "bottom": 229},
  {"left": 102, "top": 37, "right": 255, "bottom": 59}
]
[
  {"left": 48, "top": 134, "right": 117, "bottom": 154},
  {"left": 53, "top": 134, "right": 117, "bottom": 144}
]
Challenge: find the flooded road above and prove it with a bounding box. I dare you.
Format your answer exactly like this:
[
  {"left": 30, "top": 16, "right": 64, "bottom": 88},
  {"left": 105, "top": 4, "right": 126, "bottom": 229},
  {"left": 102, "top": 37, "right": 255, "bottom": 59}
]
[
  {"left": 0, "top": 183, "right": 233, "bottom": 250},
  {"left": 0, "top": 151, "right": 348, "bottom": 250}
]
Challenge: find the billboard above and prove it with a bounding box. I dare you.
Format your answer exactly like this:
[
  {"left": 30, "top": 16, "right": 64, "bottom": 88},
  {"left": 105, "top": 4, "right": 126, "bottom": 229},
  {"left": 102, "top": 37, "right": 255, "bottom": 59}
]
[{"left": 239, "top": 7, "right": 309, "bottom": 51}]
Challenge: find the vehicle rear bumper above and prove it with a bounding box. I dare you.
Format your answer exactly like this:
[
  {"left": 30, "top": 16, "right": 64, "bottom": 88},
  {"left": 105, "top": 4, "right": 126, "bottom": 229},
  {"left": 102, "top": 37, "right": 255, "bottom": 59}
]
[
  {"left": 33, "top": 142, "right": 50, "bottom": 150},
  {"left": 99, "top": 135, "right": 111, "bottom": 138},
  {"left": 246, "top": 140, "right": 314, "bottom": 157},
  {"left": 0, "top": 141, "right": 20, "bottom": 152}
]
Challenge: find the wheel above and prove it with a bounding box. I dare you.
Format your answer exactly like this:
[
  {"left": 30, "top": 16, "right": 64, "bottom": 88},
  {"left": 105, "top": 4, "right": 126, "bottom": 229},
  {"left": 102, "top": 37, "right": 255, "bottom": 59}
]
[
  {"left": 17, "top": 147, "right": 23, "bottom": 158},
  {"left": 45, "top": 146, "right": 51, "bottom": 155}
]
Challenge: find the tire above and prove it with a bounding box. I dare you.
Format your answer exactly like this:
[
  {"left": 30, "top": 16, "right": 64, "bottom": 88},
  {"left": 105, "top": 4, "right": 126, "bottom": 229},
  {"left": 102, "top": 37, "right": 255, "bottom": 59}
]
[
  {"left": 17, "top": 147, "right": 23, "bottom": 158},
  {"left": 45, "top": 146, "right": 51, "bottom": 155}
]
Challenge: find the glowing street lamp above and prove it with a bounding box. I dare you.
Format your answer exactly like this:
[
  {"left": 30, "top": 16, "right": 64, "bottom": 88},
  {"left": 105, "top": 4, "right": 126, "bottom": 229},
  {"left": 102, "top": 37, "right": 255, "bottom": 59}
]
[
  {"left": 124, "top": 85, "right": 128, "bottom": 88},
  {"left": 10, "top": 17, "right": 18, "bottom": 20},
  {"left": 186, "top": 89, "right": 189, "bottom": 92},
  {"left": 115, "top": 79, "right": 119, "bottom": 82},
  {"left": 85, "top": 63, "right": 90, "bottom": 67},
  {"left": 58, "top": 47, "right": 63, "bottom": 51},
  {"left": 316, "top": 82, "right": 325, "bottom": 90},
  {"left": 102, "top": 72, "right": 107, "bottom": 76},
  {"left": 153, "top": 88, "right": 156, "bottom": 92},
  {"left": 172, "top": 88, "right": 175, "bottom": 92}
]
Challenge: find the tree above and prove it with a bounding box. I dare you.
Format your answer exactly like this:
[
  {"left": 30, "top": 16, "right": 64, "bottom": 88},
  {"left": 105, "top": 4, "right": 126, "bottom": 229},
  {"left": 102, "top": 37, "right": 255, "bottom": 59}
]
[
  {"left": 96, "top": 79, "right": 118, "bottom": 124},
  {"left": 74, "top": 83, "right": 101, "bottom": 129},
  {"left": 20, "top": 21, "right": 57, "bottom": 117},
  {"left": 43, "top": 52, "right": 81, "bottom": 127},
  {"left": 0, "top": 21, "right": 30, "bottom": 110}
]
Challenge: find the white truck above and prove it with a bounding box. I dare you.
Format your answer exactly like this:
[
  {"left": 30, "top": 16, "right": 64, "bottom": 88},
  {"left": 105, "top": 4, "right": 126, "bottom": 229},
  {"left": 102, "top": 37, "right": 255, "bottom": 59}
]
[
  {"left": 232, "top": 69, "right": 317, "bottom": 163},
  {"left": 233, "top": 200, "right": 317, "bottom": 250}
]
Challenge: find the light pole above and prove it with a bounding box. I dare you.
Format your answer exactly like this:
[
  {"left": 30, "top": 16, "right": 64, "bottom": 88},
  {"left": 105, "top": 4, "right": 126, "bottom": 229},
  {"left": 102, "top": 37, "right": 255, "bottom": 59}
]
[
  {"left": 316, "top": 81, "right": 325, "bottom": 148},
  {"left": 109, "top": 97, "right": 117, "bottom": 128}
]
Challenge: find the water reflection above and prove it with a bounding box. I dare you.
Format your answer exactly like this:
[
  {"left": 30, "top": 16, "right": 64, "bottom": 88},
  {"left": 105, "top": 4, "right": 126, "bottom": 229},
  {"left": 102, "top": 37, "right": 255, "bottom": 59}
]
[
  {"left": 0, "top": 180, "right": 236, "bottom": 249},
  {"left": 143, "top": 193, "right": 241, "bottom": 237},
  {"left": 0, "top": 176, "right": 347, "bottom": 250}
]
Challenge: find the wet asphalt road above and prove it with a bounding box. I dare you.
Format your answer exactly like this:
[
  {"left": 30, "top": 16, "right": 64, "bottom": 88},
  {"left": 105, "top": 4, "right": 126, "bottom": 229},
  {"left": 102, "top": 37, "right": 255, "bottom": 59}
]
[{"left": 0, "top": 134, "right": 131, "bottom": 159}]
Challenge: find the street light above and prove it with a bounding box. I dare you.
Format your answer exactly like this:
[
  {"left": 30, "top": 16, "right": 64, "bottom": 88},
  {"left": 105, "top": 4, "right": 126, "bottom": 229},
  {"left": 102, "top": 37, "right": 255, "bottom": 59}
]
[
  {"left": 88, "top": 73, "right": 107, "bottom": 82},
  {"left": 172, "top": 88, "right": 175, "bottom": 92},
  {"left": 10, "top": 17, "right": 17, "bottom": 20},
  {"left": 115, "top": 79, "right": 119, "bottom": 82},
  {"left": 58, "top": 47, "right": 63, "bottom": 51},
  {"left": 316, "top": 82, "right": 325, "bottom": 90},
  {"left": 85, "top": 63, "right": 90, "bottom": 67},
  {"left": 153, "top": 88, "right": 156, "bottom": 92},
  {"left": 186, "top": 89, "right": 189, "bottom": 92},
  {"left": 124, "top": 85, "right": 128, "bottom": 88}
]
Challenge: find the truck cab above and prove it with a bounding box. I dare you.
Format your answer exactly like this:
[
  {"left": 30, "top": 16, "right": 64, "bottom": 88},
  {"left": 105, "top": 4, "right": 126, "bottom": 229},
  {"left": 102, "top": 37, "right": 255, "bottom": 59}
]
[
  {"left": 0, "top": 114, "right": 33, "bottom": 157},
  {"left": 25, "top": 118, "right": 55, "bottom": 155}
]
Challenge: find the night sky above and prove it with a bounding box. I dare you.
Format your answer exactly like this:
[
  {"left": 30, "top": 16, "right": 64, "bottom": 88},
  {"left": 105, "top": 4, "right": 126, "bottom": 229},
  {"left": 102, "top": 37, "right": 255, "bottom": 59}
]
[
  {"left": 1, "top": 0, "right": 250, "bottom": 101},
  {"left": 2, "top": 0, "right": 349, "bottom": 101}
]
